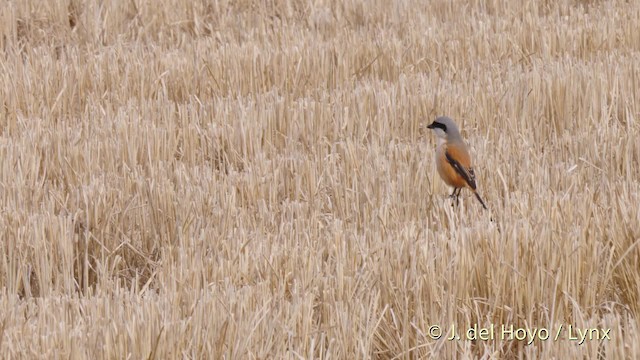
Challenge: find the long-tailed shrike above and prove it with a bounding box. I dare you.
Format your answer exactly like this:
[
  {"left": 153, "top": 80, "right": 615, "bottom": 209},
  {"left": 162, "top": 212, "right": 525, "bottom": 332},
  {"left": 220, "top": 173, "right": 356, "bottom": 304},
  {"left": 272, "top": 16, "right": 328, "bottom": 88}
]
[{"left": 427, "top": 116, "right": 487, "bottom": 210}]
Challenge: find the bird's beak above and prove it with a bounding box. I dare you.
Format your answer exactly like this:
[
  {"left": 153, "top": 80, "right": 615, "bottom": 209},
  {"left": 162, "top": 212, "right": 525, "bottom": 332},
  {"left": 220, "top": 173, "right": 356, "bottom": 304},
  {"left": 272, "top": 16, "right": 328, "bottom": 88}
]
[{"left": 426, "top": 122, "right": 436, "bottom": 129}]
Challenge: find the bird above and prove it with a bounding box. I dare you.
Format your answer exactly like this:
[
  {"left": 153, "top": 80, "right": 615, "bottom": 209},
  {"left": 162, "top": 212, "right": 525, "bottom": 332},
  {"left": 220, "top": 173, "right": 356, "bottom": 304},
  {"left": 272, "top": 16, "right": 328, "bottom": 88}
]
[{"left": 426, "top": 116, "right": 487, "bottom": 210}]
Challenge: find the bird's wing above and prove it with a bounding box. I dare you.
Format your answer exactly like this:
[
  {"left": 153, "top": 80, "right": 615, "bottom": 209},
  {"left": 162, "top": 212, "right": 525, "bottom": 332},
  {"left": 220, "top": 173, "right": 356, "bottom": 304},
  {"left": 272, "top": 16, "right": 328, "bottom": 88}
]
[{"left": 445, "top": 150, "right": 477, "bottom": 190}]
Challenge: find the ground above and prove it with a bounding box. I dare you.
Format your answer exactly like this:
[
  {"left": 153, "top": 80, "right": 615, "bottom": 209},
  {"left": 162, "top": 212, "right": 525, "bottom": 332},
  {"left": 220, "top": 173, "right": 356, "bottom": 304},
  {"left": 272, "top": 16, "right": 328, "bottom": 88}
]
[{"left": 0, "top": 0, "right": 639, "bottom": 358}]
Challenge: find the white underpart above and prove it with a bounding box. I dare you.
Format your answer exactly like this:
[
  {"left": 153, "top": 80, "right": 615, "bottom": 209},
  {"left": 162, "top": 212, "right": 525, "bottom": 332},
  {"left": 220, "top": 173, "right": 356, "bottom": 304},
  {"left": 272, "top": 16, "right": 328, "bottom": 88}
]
[{"left": 432, "top": 128, "right": 447, "bottom": 139}]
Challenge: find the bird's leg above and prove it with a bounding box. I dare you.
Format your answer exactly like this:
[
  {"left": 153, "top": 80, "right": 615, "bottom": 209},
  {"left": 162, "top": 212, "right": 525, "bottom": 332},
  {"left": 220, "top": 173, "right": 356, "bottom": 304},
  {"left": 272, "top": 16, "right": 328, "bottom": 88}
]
[{"left": 450, "top": 188, "right": 460, "bottom": 206}]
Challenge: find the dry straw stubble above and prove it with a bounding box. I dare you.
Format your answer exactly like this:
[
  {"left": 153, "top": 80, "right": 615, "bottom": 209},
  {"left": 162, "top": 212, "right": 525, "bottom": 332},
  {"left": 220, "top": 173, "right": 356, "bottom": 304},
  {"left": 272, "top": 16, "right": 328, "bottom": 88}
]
[{"left": 0, "top": 0, "right": 639, "bottom": 358}]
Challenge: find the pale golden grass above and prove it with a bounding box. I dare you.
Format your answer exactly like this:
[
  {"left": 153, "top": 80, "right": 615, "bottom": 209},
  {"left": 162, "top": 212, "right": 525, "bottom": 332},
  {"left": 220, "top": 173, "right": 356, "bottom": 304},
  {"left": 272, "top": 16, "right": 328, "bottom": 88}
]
[{"left": 0, "top": 0, "right": 639, "bottom": 358}]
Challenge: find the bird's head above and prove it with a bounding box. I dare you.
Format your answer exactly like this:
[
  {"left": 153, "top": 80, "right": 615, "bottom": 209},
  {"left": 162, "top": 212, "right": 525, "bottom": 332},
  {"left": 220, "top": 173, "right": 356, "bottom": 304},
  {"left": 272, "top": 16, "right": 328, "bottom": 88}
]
[{"left": 427, "top": 116, "right": 461, "bottom": 140}]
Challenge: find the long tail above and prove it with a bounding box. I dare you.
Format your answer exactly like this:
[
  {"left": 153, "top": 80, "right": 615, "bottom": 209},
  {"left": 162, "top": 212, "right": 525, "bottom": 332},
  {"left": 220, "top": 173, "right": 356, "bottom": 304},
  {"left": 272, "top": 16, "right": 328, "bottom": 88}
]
[{"left": 474, "top": 191, "right": 488, "bottom": 210}]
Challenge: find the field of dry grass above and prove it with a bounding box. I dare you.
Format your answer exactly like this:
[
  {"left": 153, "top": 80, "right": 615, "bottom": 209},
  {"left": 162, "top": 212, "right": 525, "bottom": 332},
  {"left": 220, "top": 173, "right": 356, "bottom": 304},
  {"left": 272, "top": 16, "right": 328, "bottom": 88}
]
[{"left": 0, "top": 0, "right": 639, "bottom": 358}]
